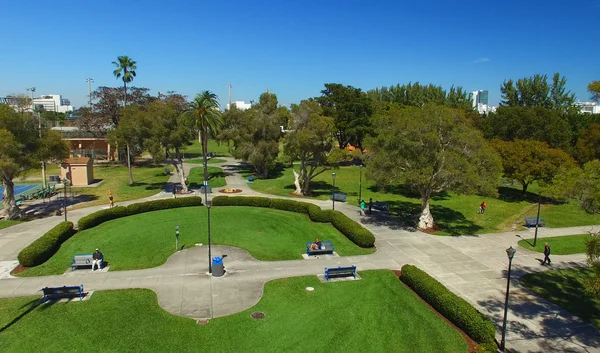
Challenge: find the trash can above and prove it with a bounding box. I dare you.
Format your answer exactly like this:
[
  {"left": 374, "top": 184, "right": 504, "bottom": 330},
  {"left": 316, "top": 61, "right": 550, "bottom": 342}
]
[{"left": 212, "top": 256, "right": 225, "bottom": 277}]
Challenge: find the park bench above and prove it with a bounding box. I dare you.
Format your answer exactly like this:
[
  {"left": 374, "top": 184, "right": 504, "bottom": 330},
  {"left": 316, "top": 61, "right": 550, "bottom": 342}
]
[
  {"left": 42, "top": 285, "right": 85, "bottom": 303},
  {"left": 324, "top": 266, "right": 357, "bottom": 281},
  {"left": 330, "top": 192, "right": 347, "bottom": 202},
  {"left": 15, "top": 197, "right": 24, "bottom": 206},
  {"left": 207, "top": 152, "right": 216, "bottom": 158},
  {"left": 200, "top": 185, "right": 212, "bottom": 193},
  {"left": 525, "top": 217, "right": 546, "bottom": 228},
  {"left": 71, "top": 254, "right": 103, "bottom": 271},
  {"left": 306, "top": 240, "right": 334, "bottom": 256},
  {"left": 248, "top": 176, "right": 255, "bottom": 182},
  {"left": 165, "top": 168, "right": 172, "bottom": 176},
  {"left": 372, "top": 201, "right": 389, "bottom": 213}
]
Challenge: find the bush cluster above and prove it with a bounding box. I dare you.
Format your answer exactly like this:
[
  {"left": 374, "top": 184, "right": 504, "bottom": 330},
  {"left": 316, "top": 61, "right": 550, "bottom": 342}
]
[
  {"left": 18, "top": 222, "right": 76, "bottom": 267},
  {"left": 400, "top": 265, "right": 496, "bottom": 350},
  {"left": 211, "top": 196, "right": 375, "bottom": 248},
  {"left": 78, "top": 197, "right": 203, "bottom": 230}
]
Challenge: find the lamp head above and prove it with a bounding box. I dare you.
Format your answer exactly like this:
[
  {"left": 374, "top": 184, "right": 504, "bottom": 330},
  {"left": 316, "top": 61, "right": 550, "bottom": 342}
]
[
  {"left": 332, "top": 172, "right": 336, "bottom": 178},
  {"left": 506, "top": 246, "right": 516, "bottom": 260},
  {"left": 206, "top": 200, "right": 212, "bottom": 209}
]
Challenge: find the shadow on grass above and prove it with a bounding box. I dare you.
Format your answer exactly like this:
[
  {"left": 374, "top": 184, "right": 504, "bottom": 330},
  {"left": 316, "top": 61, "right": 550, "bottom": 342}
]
[
  {"left": 234, "top": 162, "right": 287, "bottom": 180},
  {"left": 367, "top": 184, "right": 421, "bottom": 199},
  {"left": 0, "top": 298, "right": 42, "bottom": 333},
  {"left": 189, "top": 170, "right": 226, "bottom": 189}
]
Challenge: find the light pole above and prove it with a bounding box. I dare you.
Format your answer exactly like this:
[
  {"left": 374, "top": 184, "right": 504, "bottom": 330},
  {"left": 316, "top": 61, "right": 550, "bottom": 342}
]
[
  {"left": 62, "top": 178, "right": 68, "bottom": 222},
  {"left": 332, "top": 172, "right": 336, "bottom": 210},
  {"left": 206, "top": 200, "right": 212, "bottom": 273},
  {"left": 86, "top": 78, "right": 94, "bottom": 110},
  {"left": 175, "top": 225, "right": 179, "bottom": 251},
  {"left": 500, "top": 246, "right": 516, "bottom": 352},
  {"left": 533, "top": 196, "right": 541, "bottom": 247},
  {"left": 359, "top": 165, "right": 363, "bottom": 205}
]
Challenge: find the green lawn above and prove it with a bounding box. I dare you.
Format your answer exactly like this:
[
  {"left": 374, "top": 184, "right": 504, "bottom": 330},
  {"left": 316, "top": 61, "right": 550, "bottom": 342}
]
[
  {"left": 0, "top": 271, "right": 467, "bottom": 352},
  {"left": 16, "top": 164, "right": 61, "bottom": 182},
  {"left": 0, "top": 220, "right": 20, "bottom": 230},
  {"left": 18, "top": 206, "right": 374, "bottom": 276},
  {"left": 181, "top": 139, "right": 232, "bottom": 158},
  {"left": 520, "top": 267, "right": 600, "bottom": 329},
  {"left": 188, "top": 166, "right": 226, "bottom": 188},
  {"left": 70, "top": 165, "right": 170, "bottom": 209},
  {"left": 518, "top": 234, "right": 590, "bottom": 254},
  {"left": 186, "top": 158, "right": 227, "bottom": 164}
]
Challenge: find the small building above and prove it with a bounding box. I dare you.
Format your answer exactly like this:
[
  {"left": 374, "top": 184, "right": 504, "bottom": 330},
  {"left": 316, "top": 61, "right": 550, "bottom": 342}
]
[{"left": 60, "top": 157, "right": 94, "bottom": 186}]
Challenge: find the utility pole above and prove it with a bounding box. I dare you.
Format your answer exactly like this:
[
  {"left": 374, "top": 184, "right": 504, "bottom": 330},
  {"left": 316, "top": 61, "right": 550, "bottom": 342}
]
[
  {"left": 226, "top": 83, "right": 232, "bottom": 110},
  {"left": 27, "top": 87, "right": 46, "bottom": 188},
  {"left": 86, "top": 78, "right": 94, "bottom": 110}
]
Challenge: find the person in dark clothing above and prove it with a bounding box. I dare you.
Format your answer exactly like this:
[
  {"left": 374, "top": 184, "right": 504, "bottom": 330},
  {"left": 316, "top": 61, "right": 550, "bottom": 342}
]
[
  {"left": 542, "top": 243, "right": 551, "bottom": 265},
  {"left": 92, "top": 248, "right": 104, "bottom": 271}
]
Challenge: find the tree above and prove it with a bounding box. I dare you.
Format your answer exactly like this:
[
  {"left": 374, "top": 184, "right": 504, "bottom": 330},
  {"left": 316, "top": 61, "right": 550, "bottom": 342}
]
[
  {"left": 366, "top": 104, "right": 502, "bottom": 229},
  {"left": 576, "top": 123, "right": 600, "bottom": 163},
  {"left": 500, "top": 73, "right": 575, "bottom": 110},
  {"left": 108, "top": 106, "right": 150, "bottom": 184},
  {"left": 316, "top": 83, "right": 373, "bottom": 150},
  {"left": 588, "top": 81, "right": 600, "bottom": 102},
  {"left": 585, "top": 231, "right": 600, "bottom": 297},
  {"left": 546, "top": 160, "right": 600, "bottom": 214},
  {"left": 283, "top": 100, "right": 336, "bottom": 196},
  {"left": 491, "top": 139, "right": 576, "bottom": 194},
  {"left": 0, "top": 104, "right": 69, "bottom": 219},
  {"left": 367, "top": 82, "right": 472, "bottom": 110},
  {"left": 112, "top": 56, "right": 137, "bottom": 106},
  {"left": 184, "top": 91, "right": 223, "bottom": 191}
]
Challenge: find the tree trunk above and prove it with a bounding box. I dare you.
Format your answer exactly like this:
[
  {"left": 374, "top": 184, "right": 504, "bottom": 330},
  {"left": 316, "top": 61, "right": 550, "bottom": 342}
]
[
  {"left": 522, "top": 183, "right": 529, "bottom": 195},
  {"left": 292, "top": 169, "right": 302, "bottom": 195},
  {"left": 172, "top": 150, "right": 188, "bottom": 193},
  {"left": 418, "top": 198, "right": 435, "bottom": 229},
  {"left": 0, "top": 179, "right": 25, "bottom": 220},
  {"left": 41, "top": 160, "right": 47, "bottom": 189},
  {"left": 124, "top": 82, "right": 127, "bottom": 107},
  {"left": 126, "top": 143, "right": 134, "bottom": 185}
]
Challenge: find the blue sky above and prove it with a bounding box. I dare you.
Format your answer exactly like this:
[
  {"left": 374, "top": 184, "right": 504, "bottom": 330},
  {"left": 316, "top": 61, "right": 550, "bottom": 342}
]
[{"left": 1, "top": 0, "right": 598, "bottom": 108}]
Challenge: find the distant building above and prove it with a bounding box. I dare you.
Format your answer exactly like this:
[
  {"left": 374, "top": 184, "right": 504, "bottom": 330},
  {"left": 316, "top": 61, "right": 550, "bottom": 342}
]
[
  {"left": 225, "top": 101, "right": 252, "bottom": 111},
  {"left": 0, "top": 94, "right": 73, "bottom": 113},
  {"left": 51, "top": 126, "right": 116, "bottom": 161},
  {"left": 575, "top": 101, "right": 600, "bottom": 114},
  {"left": 469, "top": 90, "right": 493, "bottom": 114}
]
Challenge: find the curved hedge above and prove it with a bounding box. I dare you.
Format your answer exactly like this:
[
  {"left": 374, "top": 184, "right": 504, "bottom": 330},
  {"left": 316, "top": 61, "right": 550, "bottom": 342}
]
[
  {"left": 401, "top": 265, "right": 496, "bottom": 350},
  {"left": 211, "top": 196, "right": 375, "bottom": 248},
  {"left": 78, "top": 197, "right": 203, "bottom": 230},
  {"left": 18, "top": 221, "right": 75, "bottom": 267}
]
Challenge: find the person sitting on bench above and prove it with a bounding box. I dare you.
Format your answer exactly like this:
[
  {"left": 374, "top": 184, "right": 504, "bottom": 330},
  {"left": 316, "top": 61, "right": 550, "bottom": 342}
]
[
  {"left": 310, "top": 238, "right": 322, "bottom": 251},
  {"left": 92, "top": 248, "right": 104, "bottom": 271}
]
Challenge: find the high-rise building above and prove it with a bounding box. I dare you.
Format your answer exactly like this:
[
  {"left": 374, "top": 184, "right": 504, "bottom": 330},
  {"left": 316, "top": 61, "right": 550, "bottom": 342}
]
[{"left": 471, "top": 90, "right": 490, "bottom": 114}]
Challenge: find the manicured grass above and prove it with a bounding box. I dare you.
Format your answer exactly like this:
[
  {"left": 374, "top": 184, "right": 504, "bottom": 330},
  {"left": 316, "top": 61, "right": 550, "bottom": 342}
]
[
  {"left": 70, "top": 165, "right": 171, "bottom": 208},
  {"left": 520, "top": 267, "right": 600, "bottom": 329},
  {"left": 0, "top": 271, "right": 467, "bottom": 352},
  {"left": 16, "top": 164, "right": 61, "bottom": 182},
  {"left": 518, "top": 234, "right": 590, "bottom": 254},
  {"left": 18, "top": 206, "right": 374, "bottom": 276},
  {"left": 188, "top": 166, "right": 226, "bottom": 188},
  {"left": 181, "top": 139, "right": 232, "bottom": 158},
  {"left": 539, "top": 201, "right": 600, "bottom": 228},
  {"left": 186, "top": 158, "right": 227, "bottom": 164},
  {"left": 0, "top": 220, "right": 20, "bottom": 230}
]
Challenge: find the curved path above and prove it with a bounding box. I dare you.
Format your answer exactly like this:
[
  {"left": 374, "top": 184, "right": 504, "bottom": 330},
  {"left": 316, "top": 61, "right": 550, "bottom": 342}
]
[{"left": 1, "top": 156, "right": 599, "bottom": 353}]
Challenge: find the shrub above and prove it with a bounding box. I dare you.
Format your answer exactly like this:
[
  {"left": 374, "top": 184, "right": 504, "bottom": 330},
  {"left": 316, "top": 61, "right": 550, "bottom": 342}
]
[
  {"left": 401, "top": 265, "right": 496, "bottom": 348},
  {"left": 78, "top": 197, "right": 203, "bottom": 230},
  {"left": 211, "top": 196, "right": 272, "bottom": 208},
  {"left": 270, "top": 199, "right": 310, "bottom": 213},
  {"left": 18, "top": 222, "right": 75, "bottom": 267},
  {"left": 328, "top": 211, "right": 375, "bottom": 248},
  {"left": 307, "top": 204, "right": 329, "bottom": 223}
]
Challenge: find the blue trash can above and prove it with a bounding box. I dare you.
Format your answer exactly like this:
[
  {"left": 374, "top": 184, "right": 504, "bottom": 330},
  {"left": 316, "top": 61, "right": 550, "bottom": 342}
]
[{"left": 212, "top": 256, "right": 224, "bottom": 277}]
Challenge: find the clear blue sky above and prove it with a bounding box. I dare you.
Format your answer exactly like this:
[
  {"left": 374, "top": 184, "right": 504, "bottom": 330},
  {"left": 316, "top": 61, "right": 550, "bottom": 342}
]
[{"left": 1, "top": 0, "right": 598, "bottom": 108}]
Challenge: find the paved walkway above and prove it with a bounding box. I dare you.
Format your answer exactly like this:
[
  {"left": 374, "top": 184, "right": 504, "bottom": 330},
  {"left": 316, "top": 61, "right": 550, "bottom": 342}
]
[{"left": 1, "top": 157, "right": 599, "bottom": 353}]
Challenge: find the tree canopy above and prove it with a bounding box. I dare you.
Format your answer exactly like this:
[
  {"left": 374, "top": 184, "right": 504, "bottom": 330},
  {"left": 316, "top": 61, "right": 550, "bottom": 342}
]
[
  {"left": 367, "top": 82, "right": 472, "bottom": 110},
  {"left": 546, "top": 160, "right": 600, "bottom": 214},
  {"left": 500, "top": 73, "right": 575, "bottom": 110},
  {"left": 588, "top": 81, "right": 600, "bottom": 102}
]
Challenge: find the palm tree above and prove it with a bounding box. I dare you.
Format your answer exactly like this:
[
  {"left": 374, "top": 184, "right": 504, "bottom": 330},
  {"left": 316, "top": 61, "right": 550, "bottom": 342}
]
[
  {"left": 112, "top": 55, "right": 137, "bottom": 184},
  {"left": 184, "top": 91, "right": 223, "bottom": 195}
]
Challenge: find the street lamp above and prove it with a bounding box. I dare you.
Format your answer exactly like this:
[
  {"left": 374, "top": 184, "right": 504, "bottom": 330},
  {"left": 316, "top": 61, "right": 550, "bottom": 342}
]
[
  {"left": 332, "top": 172, "right": 336, "bottom": 210},
  {"left": 533, "top": 196, "right": 542, "bottom": 247},
  {"left": 62, "top": 178, "right": 68, "bottom": 222},
  {"left": 175, "top": 225, "right": 180, "bottom": 251},
  {"left": 206, "top": 200, "right": 212, "bottom": 274},
  {"left": 500, "top": 246, "right": 517, "bottom": 351},
  {"left": 359, "top": 165, "right": 363, "bottom": 205}
]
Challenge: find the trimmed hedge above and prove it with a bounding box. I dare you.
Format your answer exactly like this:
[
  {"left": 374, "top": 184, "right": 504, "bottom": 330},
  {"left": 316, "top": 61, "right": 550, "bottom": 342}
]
[
  {"left": 401, "top": 265, "right": 496, "bottom": 350},
  {"left": 18, "top": 222, "right": 75, "bottom": 267},
  {"left": 211, "top": 196, "right": 375, "bottom": 248},
  {"left": 78, "top": 197, "right": 203, "bottom": 230}
]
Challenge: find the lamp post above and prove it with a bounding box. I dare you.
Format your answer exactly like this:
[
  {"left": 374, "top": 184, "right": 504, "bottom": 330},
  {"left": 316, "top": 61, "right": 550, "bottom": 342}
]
[
  {"left": 62, "top": 178, "right": 68, "bottom": 222},
  {"left": 332, "top": 172, "right": 336, "bottom": 210},
  {"left": 533, "top": 196, "right": 541, "bottom": 247},
  {"left": 500, "top": 246, "right": 517, "bottom": 351},
  {"left": 175, "top": 225, "right": 179, "bottom": 251},
  {"left": 359, "top": 165, "right": 363, "bottom": 205},
  {"left": 206, "top": 200, "right": 212, "bottom": 273}
]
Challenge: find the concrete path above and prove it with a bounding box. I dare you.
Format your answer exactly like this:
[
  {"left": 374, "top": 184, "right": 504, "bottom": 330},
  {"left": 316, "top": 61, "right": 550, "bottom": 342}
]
[{"left": 1, "top": 157, "right": 599, "bottom": 352}]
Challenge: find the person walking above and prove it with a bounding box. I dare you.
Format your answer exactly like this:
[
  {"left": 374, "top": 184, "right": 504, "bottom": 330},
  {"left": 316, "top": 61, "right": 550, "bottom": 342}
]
[
  {"left": 108, "top": 190, "right": 114, "bottom": 208},
  {"left": 479, "top": 201, "right": 487, "bottom": 214},
  {"left": 360, "top": 200, "right": 366, "bottom": 216},
  {"left": 542, "top": 243, "right": 551, "bottom": 265}
]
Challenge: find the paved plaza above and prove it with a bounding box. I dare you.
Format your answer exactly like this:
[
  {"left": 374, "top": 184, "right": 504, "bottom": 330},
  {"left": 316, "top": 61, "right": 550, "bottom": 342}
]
[{"left": 0, "top": 157, "right": 599, "bottom": 352}]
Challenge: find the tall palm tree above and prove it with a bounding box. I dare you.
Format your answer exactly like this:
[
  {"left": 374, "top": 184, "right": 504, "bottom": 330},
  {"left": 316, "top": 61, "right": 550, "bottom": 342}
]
[
  {"left": 184, "top": 91, "right": 223, "bottom": 194},
  {"left": 112, "top": 55, "right": 137, "bottom": 185}
]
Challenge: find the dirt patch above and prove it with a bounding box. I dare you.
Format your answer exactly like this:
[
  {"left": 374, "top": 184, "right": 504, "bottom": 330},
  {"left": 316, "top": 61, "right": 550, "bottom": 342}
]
[
  {"left": 419, "top": 224, "right": 442, "bottom": 234},
  {"left": 251, "top": 312, "right": 266, "bottom": 319},
  {"left": 391, "top": 270, "right": 482, "bottom": 353},
  {"left": 10, "top": 264, "right": 27, "bottom": 276},
  {"left": 218, "top": 188, "right": 242, "bottom": 194}
]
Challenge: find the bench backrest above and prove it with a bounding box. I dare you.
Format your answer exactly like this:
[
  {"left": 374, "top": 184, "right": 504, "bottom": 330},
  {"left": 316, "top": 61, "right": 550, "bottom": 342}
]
[
  {"left": 73, "top": 254, "right": 94, "bottom": 265},
  {"left": 331, "top": 193, "right": 347, "bottom": 202},
  {"left": 326, "top": 266, "right": 356, "bottom": 275},
  {"left": 43, "top": 285, "right": 83, "bottom": 296}
]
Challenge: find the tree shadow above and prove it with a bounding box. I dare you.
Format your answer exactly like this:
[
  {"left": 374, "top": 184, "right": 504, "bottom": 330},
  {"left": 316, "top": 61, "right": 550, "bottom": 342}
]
[
  {"left": 366, "top": 184, "right": 421, "bottom": 199},
  {"left": 0, "top": 298, "right": 45, "bottom": 333},
  {"left": 497, "top": 187, "right": 558, "bottom": 204},
  {"left": 429, "top": 204, "right": 483, "bottom": 236}
]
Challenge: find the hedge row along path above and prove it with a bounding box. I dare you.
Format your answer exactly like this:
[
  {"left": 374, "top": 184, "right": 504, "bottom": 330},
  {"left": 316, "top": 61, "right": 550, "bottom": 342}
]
[{"left": 0, "top": 156, "right": 599, "bottom": 353}]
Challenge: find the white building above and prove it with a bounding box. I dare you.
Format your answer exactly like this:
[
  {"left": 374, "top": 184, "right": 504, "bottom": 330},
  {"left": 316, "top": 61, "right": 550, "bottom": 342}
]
[
  {"left": 225, "top": 101, "right": 252, "bottom": 111},
  {"left": 470, "top": 90, "right": 492, "bottom": 114},
  {"left": 575, "top": 101, "right": 600, "bottom": 114},
  {"left": 33, "top": 94, "right": 73, "bottom": 113}
]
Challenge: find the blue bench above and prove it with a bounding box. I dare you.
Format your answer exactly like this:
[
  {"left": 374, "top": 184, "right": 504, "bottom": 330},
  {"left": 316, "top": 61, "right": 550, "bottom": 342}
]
[
  {"left": 200, "top": 185, "right": 212, "bottom": 193},
  {"left": 306, "top": 240, "right": 334, "bottom": 256},
  {"left": 525, "top": 217, "right": 545, "bottom": 228},
  {"left": 71, "top": 254, "right": 103, "bottom": 271},
  {"left": 248, "top": 176, "right": 255, "bottom": 182},
  {"left": 325, "top": 266, "right": 357, "bottom": 281},
  {"left": 42, "top": 285, "right": 84, "bottom": 303},
  {"left": 330, "top": 193, "right": 347, "bottom": 202}
]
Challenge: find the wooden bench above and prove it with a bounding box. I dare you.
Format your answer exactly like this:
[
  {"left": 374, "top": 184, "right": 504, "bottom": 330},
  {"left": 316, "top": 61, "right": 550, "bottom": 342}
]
[
  {"left": 525, "top": 217, "right": 546, "bottom": 228},
  {"left": 42, "top": 285, "right": 84, "bottom": 303},
  {"left": 71, "top": 254, "right": 103, "bottom": 271},
  {"left": 330, "top": 193, "right": 347, "bottom": 202},
  {"left": 325, "top": 266, "right": 357, "bottom": 281},
  {"left": 306, "top": 240, "right": 334, "bottom": 256},
  {"left": 373, "top": 201, "right": 389, "bottom": 213}
]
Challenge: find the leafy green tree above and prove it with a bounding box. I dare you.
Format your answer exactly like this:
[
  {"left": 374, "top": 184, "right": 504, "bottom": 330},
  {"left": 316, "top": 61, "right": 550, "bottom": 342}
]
[
  {"left": 184, "top": 91, "right": 223, "bottom": 190},
  {"left": 588, "top": 81, "right": 600, "bottom": 102},
  {"left": 366, "top": 104, "right": 502, "bottom": 229},
  {"left": 546, "top": 160, "right": 600, "bottom": 214},
  {"left": 576, "top": 123, "right": 600, "bottom": 163},
  {"left": 276, "top": 106, "right": 291, "bottom": 129},
  {"left": 367, "top": 82, "right": 472, "bottom": 110},
  {"left": 283, "top": 100, "right": 335, "bottom": 195},
  {"left": 585, "top": 231, "right": 600, "bottom": 297},
  {"left": 0, "top": 104, "right": 69, "bottom": 219},
  {"left": 112, "top": 56, "right": 138, "bottom": 106},
  {"left": 491, "top": 139, "right": 576, "bottom": 194},
  {"left": 108, "top": 106, "right": 149, "bottom": 184},
  {"left": 500, "top": 73, "right": 575, "bottom": 110},
  {"left": 316, "top": 83, "right": 373, "bottom": 150}
]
